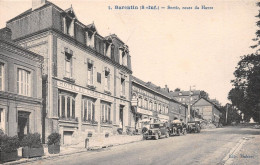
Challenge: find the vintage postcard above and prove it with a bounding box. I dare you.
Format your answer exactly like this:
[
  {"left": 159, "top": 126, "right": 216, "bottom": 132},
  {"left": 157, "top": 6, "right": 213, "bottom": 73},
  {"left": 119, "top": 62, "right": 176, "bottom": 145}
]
[{"left": 0, "top": 0, "right": 259, "bottom": 164}]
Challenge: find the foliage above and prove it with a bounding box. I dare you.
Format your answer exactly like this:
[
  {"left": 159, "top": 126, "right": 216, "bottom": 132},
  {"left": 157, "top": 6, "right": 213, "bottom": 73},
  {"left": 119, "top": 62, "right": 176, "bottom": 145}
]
[
  {"left": 200, "top": 90, "right": 209, "bottom": 99},
  {"left": 174, "top": 88, "right": 181, "bottom": 92},
  {"left": 0, "top": 134, "right": 20, "bottom": 153},
  {"left": 47, "top": 133, "right": 61, "bottom": 146},
  {"left": 20, "top": 133, "right": 42, "bottom": 148},
  {"left": 228, "top": 2, "right": 260, "bottom": 122},
  {"left": 117, "top": 128, "right": 123, "bottom": 135}
]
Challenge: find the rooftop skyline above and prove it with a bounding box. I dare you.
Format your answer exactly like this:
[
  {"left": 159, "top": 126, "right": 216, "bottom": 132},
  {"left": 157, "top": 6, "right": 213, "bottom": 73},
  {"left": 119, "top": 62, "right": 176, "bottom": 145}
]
[{"left": 0, "top": 0, "right": 258, "bottom": 105}]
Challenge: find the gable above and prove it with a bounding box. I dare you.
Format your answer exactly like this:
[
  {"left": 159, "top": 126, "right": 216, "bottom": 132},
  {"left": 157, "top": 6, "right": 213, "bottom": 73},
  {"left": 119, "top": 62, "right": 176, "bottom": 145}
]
[{"left": 193, "top": 98, "right": 212, "bottom": 106}]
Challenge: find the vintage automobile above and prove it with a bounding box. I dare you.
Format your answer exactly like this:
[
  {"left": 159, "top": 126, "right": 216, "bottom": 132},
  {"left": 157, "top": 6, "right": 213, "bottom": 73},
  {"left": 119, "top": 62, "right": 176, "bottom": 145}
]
[
  {"left": 169, "top": 123, "right": 187, "bottom": 136},
  {"left": 187, "top": 121, "right": 201, "bottom": 133},
  {"left": 143, "top": 123, "right": 169, "bottom": 140}
]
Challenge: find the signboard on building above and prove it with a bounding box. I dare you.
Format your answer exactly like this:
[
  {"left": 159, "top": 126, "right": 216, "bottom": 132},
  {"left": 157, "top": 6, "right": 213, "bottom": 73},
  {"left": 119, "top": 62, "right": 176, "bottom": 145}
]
[{"left": 136, "top": 108, "right": 153, "bottom": 116}]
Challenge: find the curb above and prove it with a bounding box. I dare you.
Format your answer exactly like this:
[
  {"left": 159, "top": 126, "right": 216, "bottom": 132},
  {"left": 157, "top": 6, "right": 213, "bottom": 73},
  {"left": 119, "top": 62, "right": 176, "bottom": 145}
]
[{"left": 4, "top": 149, "right": 88, "bottom": 165}]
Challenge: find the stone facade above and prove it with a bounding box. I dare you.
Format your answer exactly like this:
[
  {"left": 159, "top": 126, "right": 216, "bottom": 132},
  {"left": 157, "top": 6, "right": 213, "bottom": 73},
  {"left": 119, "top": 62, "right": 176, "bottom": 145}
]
[
  {"left": 0, "top": 28, "right": 43, "bottom": 139},
  {"left": 131, "top": 76, "right": 187, "bottom": 132},
  {"left": 6, "top": 1, "right": 133, "bottom": 144}
]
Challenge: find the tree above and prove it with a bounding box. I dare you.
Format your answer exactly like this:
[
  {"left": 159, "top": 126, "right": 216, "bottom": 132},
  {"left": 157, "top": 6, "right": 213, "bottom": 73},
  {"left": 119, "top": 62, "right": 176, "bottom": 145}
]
[
  {"left": 174, "top": 88, "right": 181, "bottom": 92},
  {"left": 200, "top": 90, "right": 209, "bottom": 99},
  {"left": 229, "top": 2, "right": 260, "bottom": 122}
]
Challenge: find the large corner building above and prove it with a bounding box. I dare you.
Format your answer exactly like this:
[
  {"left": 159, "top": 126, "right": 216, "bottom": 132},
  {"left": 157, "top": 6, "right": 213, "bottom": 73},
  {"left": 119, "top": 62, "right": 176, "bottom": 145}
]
[{"left": 6, "top": 0, "right": 133, "bottom": 144}]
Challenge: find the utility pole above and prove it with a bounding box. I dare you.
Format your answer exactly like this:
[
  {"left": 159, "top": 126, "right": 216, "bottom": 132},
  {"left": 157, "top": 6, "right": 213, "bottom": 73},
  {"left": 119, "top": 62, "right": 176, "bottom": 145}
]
[
  {"left": 188, "top": 86, "right": 191, "bottom": 122},
  {"left": 226, "top": 104, "right": 229, "bottom": 124}
]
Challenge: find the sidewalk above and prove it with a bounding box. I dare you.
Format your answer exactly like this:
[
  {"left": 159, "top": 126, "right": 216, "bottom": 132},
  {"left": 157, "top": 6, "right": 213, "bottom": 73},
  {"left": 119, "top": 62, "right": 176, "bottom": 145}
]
[
  {"left": 224, "top": 135, "right": 260, "bottom": 165},
  {"left": 4, "top": 135, "right": 143, "bottom": 165}
]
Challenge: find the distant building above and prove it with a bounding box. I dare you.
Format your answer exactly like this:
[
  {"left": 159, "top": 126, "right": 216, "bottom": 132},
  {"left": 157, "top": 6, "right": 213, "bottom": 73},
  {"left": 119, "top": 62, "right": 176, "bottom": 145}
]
[
  {"left": 170, "top": 90, "right": 201, "bottom": 105},
  {"left": 131, "top": 76, "right": 187, "bottom": 131},
  {"left": 192, "top": 98, "right": 221, "bottom": 124},
  {"left": 5, "top": 0, "right": 133, "bottom": 144},
  {"left": 0, "top": 27, "right": 43, "bottom": 139}
]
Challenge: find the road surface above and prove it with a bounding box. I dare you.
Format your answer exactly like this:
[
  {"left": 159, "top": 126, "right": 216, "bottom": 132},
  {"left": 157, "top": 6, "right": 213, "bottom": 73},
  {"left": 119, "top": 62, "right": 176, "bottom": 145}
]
[{"left": 25, "top": 127, "right": 260, "bottom": 165}]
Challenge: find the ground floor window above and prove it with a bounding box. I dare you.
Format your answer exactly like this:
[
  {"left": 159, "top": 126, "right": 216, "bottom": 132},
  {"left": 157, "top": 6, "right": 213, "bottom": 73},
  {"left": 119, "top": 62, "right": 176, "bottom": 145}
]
[
  {"left": 101, "top": 102, "right": 111, "bottom": 124},
  {"left": 0, "top": 108, "right": 4, "bottom": 133},
  {"left": 58, "top": 93, "right": 75, "bottom": 120},
  {"left": 82, "top": 97, "right": 95, "bottom": 122}
]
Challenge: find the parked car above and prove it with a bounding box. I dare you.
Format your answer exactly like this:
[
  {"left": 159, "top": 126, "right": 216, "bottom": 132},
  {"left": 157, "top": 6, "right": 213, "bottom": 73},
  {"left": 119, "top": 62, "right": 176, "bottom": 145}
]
[
  {"left": 143, "top": 123, "right": 169, "bottom": 140},
  {"left": 187, "top": 121, "right": 201, "bottom": 133},
  {"left": 169, "top": 123, "right": 187, "bottom": 136}
]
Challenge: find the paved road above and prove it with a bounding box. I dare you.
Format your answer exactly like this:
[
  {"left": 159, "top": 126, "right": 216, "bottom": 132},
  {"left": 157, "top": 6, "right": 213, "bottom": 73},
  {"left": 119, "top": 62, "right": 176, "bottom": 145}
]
[{"left": 25, "top": 127, "right": 260, "bottom": 165}]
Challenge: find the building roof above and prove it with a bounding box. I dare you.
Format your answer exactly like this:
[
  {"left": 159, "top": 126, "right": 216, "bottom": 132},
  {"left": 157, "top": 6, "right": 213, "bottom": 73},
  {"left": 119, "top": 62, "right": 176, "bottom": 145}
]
[
  {"left": 132, "top": 76, "right": 186, "bottom": 107},
  {"left": 0, "top": 38, "right": 44, "bottom": 63},
  {"left": 169, "top": 90, "right": 201, "bottom": 97},
  {"left": 7, "top": 1, "right": 53, "bottom": 23},
  {"left": 192, "top": 97, "right": 221, "bottom": 111}
]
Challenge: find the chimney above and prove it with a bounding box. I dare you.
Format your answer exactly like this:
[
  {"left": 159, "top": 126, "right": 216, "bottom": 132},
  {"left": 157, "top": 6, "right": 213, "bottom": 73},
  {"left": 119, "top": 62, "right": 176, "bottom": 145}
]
[
  {"left": 32, "top": 0, "right": 46, "bottom": 10},
  {"left": 0, "top": 28, "right": 12, "bottom": 41}
]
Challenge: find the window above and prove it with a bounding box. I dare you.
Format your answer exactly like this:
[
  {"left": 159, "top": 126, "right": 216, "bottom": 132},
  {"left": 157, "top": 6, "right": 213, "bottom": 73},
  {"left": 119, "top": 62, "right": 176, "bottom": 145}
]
[
  {"left": 138, "top": 96, "right": 142, "bottom": 108},
  {"left": 87, "top": 62, "right": 94, "bottom": 85},
  {"left": 101, "top": 102, "right": 111, "bottom": 123},
  {"left": 144, "top": 99, "right": 148, "bottom": 109},
  {"left": 149, "top": 101, "right": 153, "bottom": 110},
  {"left": 17, "top": 69, "right": 31, "bottom": 96},
  {"left": 97, "top": 72, "right": 101, "bottom": 83},
  {"left": 82, "top": 98, "right": 95, "bottom": 122},
  {"left": 105, "top": 42, "right": 111, "bottom": 58},
  {"left": 0, "top": 63, "right": 4, "bottom": 91},
  {"left": 86, "top": 31, "right": 95, "bottom": 48},
  {"left": 63, "top": 16, "right": 75, "bottom": 37},
  {"left": 158, "top": 104, "right": 161, "bottom": 113},
  {"left": 154, "top": 102, "right": 157, "bottom": 111},
  {"left": 104, "top": 69, "right": 110, "bottom": 91},
  {"left": 58, "top": 94, "right": 75, "bottom": 119},
  {"left": 166, "top": 107, "right": 169, "bottom": 114},
  {"left": 65, "top": 48, "right": 73, "bottom": 78},
  {"left": 0, "top": 108, "right": 4, "bottom": 133},
  {"left": 120, "top": 78, "right": 125, "bottom": 96}
]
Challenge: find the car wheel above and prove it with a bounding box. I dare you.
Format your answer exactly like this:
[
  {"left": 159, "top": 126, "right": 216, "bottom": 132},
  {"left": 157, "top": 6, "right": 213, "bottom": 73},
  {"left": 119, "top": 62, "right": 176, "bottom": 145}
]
[{"left": 154, "top": 133, "right": 159, "bottom": 140}]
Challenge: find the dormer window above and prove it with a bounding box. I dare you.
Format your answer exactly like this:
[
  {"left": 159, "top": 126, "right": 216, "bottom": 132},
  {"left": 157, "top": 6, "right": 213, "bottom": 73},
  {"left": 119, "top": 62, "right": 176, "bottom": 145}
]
[
  {"left": 86, "top": 31, "right": 95, "bottom": 48},
  {"left": 119, "top": 48, "right": 128, "bottom": 66},
  {"left": 105, "top": 42, "right": 112, "bottom": 58},
  {"left": 63, "top": 16, "right": 75, "bottom": 37},
  {"left": 122, "top": 51, "right": 127, "bottom": 66}
]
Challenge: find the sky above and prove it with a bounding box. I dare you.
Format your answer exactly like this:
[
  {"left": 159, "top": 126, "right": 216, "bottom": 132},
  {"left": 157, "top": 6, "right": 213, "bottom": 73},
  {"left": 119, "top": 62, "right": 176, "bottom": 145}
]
[{"left": 0, "top": 0, "right": 258, "bottom": 105}]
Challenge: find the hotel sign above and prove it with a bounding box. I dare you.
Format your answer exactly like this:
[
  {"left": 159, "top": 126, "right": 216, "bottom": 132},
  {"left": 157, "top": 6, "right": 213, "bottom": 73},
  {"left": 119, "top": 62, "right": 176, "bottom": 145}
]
[
  {"left": 137, "top": 107, "right": 153, "bottom": 116},
  {"left": 57, "top": 80, "right": 113, "bottom": 101}
]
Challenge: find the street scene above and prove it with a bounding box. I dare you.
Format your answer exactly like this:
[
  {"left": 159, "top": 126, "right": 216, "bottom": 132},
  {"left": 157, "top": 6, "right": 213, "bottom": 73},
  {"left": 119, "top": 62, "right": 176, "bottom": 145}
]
[
  {"left": 0, "top": 0, "right": 260, "bottom": 165},
  {"left": 19, "top": 126, "right": 260, "bottom": 165}
]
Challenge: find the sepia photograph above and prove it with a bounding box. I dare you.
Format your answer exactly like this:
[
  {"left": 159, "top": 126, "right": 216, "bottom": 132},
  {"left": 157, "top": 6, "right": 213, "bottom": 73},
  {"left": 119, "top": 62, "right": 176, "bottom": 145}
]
[{"left": 0, "top": 0, "right": 259, "bottom": 164}]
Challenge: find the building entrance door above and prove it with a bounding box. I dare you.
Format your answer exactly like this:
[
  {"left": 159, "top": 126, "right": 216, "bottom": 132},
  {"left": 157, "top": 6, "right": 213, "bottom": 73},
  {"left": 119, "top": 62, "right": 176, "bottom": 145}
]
[
  {"left": 18, "top": 111, "right": 30, "bottom": 140},
  {"left": 119, "top": 106, "right": 124, "bottom": 129}
]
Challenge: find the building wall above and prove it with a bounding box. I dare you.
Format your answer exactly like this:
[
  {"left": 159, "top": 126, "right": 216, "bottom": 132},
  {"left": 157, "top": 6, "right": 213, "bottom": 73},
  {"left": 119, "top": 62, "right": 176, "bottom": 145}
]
[
  {"left": 0, "top": 39, "right": 43, "bottom": 137},
  {"left": 193, "top": 98, "right": 221, "bottom": 123}
]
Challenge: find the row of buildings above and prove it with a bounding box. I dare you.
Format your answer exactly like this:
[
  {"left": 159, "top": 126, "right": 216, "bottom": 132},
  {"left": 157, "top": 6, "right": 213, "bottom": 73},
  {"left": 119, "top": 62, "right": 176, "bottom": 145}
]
[{"left": 0, "top": 0, "right": 221, "bottom": 145}]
